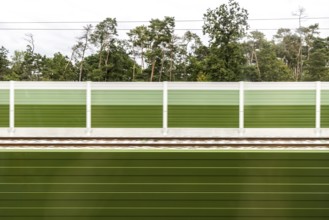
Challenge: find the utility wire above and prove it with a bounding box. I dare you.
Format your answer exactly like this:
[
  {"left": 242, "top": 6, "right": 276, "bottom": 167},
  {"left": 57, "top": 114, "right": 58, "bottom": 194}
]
[
  {"left": 0, "top": 28, "right": 329, "bottom": 31},
  {"left": 0, "top": 17, "right": 329, "bottom": 24}
]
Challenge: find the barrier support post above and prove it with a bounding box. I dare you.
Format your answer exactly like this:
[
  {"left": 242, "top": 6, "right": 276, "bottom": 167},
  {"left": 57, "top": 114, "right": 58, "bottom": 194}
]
[
  {"left": 163, "top": 81, "right": 168, "bottom": 135},
  {"left": 316, "top": 81, "right": 321, "bottom": 137},
  {"left": 9, "top": 81, "right": 15, "bottom": 135},
  {"left": 86, "top": 81, "right": 92, "bottom": 136},
  {"left": 239, "top": 81, "right": 244, "bottom": 135}
]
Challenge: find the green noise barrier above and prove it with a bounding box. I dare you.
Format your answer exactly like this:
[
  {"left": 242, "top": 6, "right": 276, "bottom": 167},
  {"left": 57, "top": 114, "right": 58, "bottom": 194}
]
[
  {"left": 2, "top": 82, "right": 329, "bottom": 129},
  {"left": 0, "top": 150, "right": 328, "bottom": 219}
]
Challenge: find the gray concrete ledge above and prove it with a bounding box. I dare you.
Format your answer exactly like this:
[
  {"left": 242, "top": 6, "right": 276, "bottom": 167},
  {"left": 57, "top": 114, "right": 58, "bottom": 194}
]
[{"left": 0, "top": 128, "right": 327, "bottom": 138}]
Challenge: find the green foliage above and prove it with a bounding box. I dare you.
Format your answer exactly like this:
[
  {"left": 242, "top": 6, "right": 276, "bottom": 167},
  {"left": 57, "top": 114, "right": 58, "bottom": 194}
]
[
  {"left": 257, "top": 43, "right": 294, "bottom": 81},
  {"left": 0, "top": 46, "right": 11, "bottom": 80},
  {"left": 203, "top": 0, "right": 249, "bottom": 46},
  {"left": 90, "top": 17, "right": 118, "bottom": 50},
  {"left": 42, "top": 53, "right": 77, "bottom": 81},
  {"left": 84, "top": 42, "right": 137, "bottom": 81},
  {"left": 303, "top": 37, "right": 329, "bottom": 81},
  {"left": 202, "top": 0, "right": 249, "bottom": 81}
]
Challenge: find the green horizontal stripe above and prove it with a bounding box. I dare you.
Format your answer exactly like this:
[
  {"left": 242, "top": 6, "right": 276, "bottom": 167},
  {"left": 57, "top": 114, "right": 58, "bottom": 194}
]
[
  {"left": 0, "top": 105, "right": 9, "bottom": 127},
  {"left": 0, "top": 183, "right": 328, "bottom": 193},
  {"left": 15, "top": 105, "right": 86, "bottom": 127},
  {"left": 2, "top": 160, "right": 328, "bottom": 167},
  {"left": 0, "top": 176, "right": 328, "bottom": 183},
  {"left": 169, "top": 90, "right": 239, "bottom": 105},
  {"left": 1, "top": 167, "right": 328, "bottom": 176},
  {"left": 92, "top": 90, "right": 162, "bottom": 106},
  {"left": 245, "top": 90, "right": 316, "bottom": 105},
  {"left": 92, "top": 105, "right": 162, "bottom": 128},
  {"left": 0, "top": 200, "right": 326, "bottom": 208},
  {"left": 15, "top": 90, "right": 86, "bottom": 105},
  {"left": 168, "top": 105, "right": 238, "bottom": 128},
  {"left": 321, "top": 105, "right": 329, "bottom": 127},
  {"left": 245, "top": 105, "right": 315, "bottom": 128},
  {"left": 0, "top": 208, "right": 328, "bottom": 217}
]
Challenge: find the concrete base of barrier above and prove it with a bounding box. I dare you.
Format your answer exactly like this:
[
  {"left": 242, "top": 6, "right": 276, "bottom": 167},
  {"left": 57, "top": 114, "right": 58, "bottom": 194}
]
[{"left": 0, "top": 128, "right": 327, "bottom": 138}]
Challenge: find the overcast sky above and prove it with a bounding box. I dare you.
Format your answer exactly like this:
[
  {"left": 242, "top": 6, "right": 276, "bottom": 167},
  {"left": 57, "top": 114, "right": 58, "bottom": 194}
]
[{"left": 1, "top": 0, "right": 329, "bottom": 57}]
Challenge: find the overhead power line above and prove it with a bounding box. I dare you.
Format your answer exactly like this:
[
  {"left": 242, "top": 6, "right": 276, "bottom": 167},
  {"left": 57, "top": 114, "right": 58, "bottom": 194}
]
[
  {"left": 0, "top": 28, "right": 329, "bottom": 31},
  {"left": 0, "top": 17, "right": 329, "bottom": 24}
]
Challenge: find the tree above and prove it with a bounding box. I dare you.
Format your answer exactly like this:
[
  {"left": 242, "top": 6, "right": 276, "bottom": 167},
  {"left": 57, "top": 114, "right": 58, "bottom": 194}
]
[
  {"left": 202, "top": 0, "right": 249, "bottom": 81},
  {"left": 145, "top": 17, "right": 175, "bottom": 81},
  {"left": 91, "top": 18, "right": 118, "bottom": 70},
  {"left": 0, "top": 46, "right": 11, "bottom": 80},
  {"left": 293, "top": 7, "right": 307, "bottom": 79},
  {"left": 245, "top": 31, "right": 266, "bottom": 79},
  {"left": 42, "top": 53, "right": 77, "bottom": 81},
  {"left": 300, "top": 24, "right": 320, "bottom": 61},
  {"left": 128, "top": 25, "right": 149, "bottom": 71},
  {"left": 203, "top": 0, "right": 248, "bottom": 46},
  {"left": 9, "top": 34, "right": 45, "bottom": 81},
  {"left": 74, "top": 24, "right": 93, "bottom": 81},
  {"left": 257, "top": 43, "right": 294, "bottom": 81},
  {"left": 83, "top": 40, "right": 137, "bottom": 82},
  {"left": 173, "top": 31, "right": 202, "bottom": 81},
  {"left": 274, "top": 28, "right": 301, "bottom": 80},
  {"left": 303, "top": 37, "right": 329, "bottom": 81}
]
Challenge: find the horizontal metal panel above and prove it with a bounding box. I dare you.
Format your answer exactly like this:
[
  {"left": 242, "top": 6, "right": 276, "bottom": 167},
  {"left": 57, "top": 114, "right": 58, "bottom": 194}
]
[
  {"left": 15, "top": 105, "right": 86, "bottom": 128},
  {"left": 321, "top": 90, "right": 329, "bottom": 105},
  {"left": 320, "top": 82, "right": 329, "bottom": 90},
  {"left": 92, "top": 91, "right": 162, "bottom": 106},
  {"left": 92, "top": 106, "right": 162, "bottom": 128},
  {"left": 0, "top": 151, "right": 328, "bottom": 218},
  {"left": 14, "top": 81, "right": 87, "bottom": 90},
  {"left": 0, "top": 81, "right": 9, "bottom": 89},
  {"left": 245, "top": 82, "right": 317, "bottom": 90},
  {"left": 245, "top": 106, "right": 315, "bottom": 128},
  {"left": 169, "top": 106, "right": 238, "bottom": 128},
  {"left": 168, "top": 82, "right": 239, "bottom": 90},
  {"left": 0, "top": 90, "right": 9, "bottom": 105},
  {"left": 15, "top": 90, "right": 86, "bottom": 105},
  {"left": 92, "top": 82, "right": 163, "bottom": 90},
  {"left": 245, "top": 91, "right": 316, "bottom": 105},
  {"left": 169, "top": 91, "right": 239, "bottom": 105}
]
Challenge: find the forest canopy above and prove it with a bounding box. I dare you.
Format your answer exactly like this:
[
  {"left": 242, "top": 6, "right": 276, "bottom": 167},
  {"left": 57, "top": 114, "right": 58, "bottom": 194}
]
[{"left": 0, "top": 0, "right": 328, "bottom": 82}]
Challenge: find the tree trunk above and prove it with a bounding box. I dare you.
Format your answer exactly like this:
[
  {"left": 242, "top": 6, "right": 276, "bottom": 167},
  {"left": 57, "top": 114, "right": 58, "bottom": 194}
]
[
  {"left": 141, "top": 45, "right": 145, "bottom": 70},
  {"left": 98, "top": 44, "right": 104, "bottom": 69},
  {"left": 79, "top": 61, "right": 84, "bottom": 82},
  {"left": 132, "top": 44, "right": 137, "bottom": 81},
  {"left": 132, "top": 63, "right": 136, "bottom": 81},
  {"left": 150, "top": 59, "right": 156, "bottom": 82},
  {"left": 64, "top": 49, "right": 76, "bottom": 80},
  {"left": 252, "top": 45, "right": 261, "bottom": 80},
  {"left": 105, "top": 46, "right": 111, "bottom": 76},
  {"left": 159, "top": 51, "right": 165, "bottom": 82},
  {"left": 105, "top": 48, "right": 110, "bottom": 66},
  {"left": 169, "top": 49, "right": 174, "bottom": 81},
  {"left": 298, "top": 45, "right": 303, "bottom": 80},
  {"left": 79, "top": 35, "right": 89, "bottom": 82}
]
